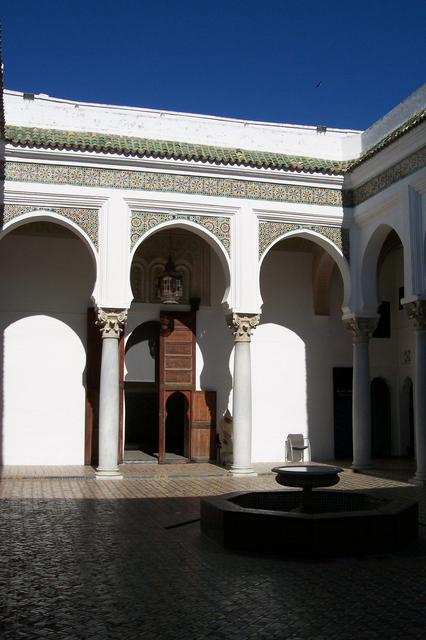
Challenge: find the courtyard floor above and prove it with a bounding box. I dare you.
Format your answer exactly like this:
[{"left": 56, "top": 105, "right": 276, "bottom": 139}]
[{"left": 0, "top": 460, "right": 425, "bottom": 639}]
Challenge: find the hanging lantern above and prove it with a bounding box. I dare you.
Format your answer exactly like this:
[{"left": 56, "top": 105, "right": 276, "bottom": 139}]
[{"left": 157, "top": 256, "right": 183, "bottom": 304}]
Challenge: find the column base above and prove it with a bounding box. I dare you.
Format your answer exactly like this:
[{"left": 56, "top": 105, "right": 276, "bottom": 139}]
[
  {"left": 229, "top": 465, "right": 257, "bottom": 476},
  {"left": 351, "top": 463, "right": 372, "bottom": 472},
  {"left": 96, "top": 468, "right": 123, "bottom": 480},
  {"left": 408, "top": 473, "right": 426, "bottom": 487}
]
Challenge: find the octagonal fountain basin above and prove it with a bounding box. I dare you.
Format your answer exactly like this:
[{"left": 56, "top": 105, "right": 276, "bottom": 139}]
[{"left": 200, "top": 466, "right": 418, "bottom": 557}]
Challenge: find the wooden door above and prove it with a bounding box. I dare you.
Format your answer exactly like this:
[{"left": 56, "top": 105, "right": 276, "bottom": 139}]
[
  {"left": 191, "top": 390, "right": 216, "bottom": 462},
  {"left": 159, "top": 311, "right": 195, "bottom": 461}
]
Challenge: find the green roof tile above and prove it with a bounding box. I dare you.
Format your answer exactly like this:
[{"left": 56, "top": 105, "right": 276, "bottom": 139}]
[
  {"left": 4, "top": 125, "right": 348, "bottom": 175},
  {"left": 5, "top": 104, "right": 426, "bottom": 175}
]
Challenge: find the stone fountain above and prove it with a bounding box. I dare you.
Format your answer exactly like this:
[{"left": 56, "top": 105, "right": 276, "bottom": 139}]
[{"left": 200, "top": 464, "right": 418, "bottom": 557}]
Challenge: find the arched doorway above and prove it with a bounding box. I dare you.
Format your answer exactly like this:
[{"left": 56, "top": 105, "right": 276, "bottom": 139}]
[
  {"left": 371, "top": 377, "right": 391, "bottom": 457},
  {"left": 126, "top": 224, "right": 231, "bottom": 463},
  {"left": 254, "top": 233, "right": 351, "bottom": 461},
  {"left": 363, "top": 226, "right": 408, "bottom": 457},
  {"left": 0, "top": 220, "right": 96, "bottom": 464},
  {"left": 165, "top": 391, "right": 190, "bottom": 459}
]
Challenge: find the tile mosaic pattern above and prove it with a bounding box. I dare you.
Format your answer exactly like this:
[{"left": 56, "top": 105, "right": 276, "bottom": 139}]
[
  {"left": 347, "top": 144, "right": 426, "bottom": 206},
  {"left": 131, "top": 211, "right": 231, "bottom": 254},
  {"left": 5, "top": 161, "right": 343, "bottom": 207},
  {"left": 259, "top": 220, "right": 349, "bottom": 260},
  {"left": 5, "top": 125, "right": 347, "bottom": 175},
  {"left": 1, "top": 204, "right": 99, "bottom": 249}
]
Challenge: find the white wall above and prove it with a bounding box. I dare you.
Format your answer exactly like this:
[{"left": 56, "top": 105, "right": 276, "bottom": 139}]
[
  {"left": 251, "top": 247, "right": 351, "bottom": 462},
  {"left": 0, "top": 228, "right": 95, "bottom": 464}
]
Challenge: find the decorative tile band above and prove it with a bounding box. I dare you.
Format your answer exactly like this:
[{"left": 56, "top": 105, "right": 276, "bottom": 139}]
[
  {"left": 259, "top": 220, "right": 349, "bottom": 261},
  {"left": 1, "top": 204, "right": 99, "bottom": 249},
  {"left": 347, "top": 144, "right": 426, "bottom": 207},
  {"left": 131, "top": 211, "right": 231, "bottom": 254},
  {"left": 5, "top": 161, "right": 342, "bottom": 207}
]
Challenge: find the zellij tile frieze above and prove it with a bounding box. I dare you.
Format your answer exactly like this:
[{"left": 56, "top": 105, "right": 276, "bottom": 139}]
[
  {"left": 5, "top": 161, "right": 342, "bottom": 208},
  {"left": 1, "top": 204, "right": 99, "bottom": 249},
  {"left": 347, "top": 144, "right": 426, "bottom": 206},
  {"left": 130, "top": 211, "right": 231, "bottom": 254},
  {"left": 259, "top": 220, "right": 349, "bottom": 260}
]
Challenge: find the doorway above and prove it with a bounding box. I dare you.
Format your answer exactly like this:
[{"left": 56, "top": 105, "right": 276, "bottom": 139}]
[
  {"left": 164, "top": 391, "right": 190, "bottom": 460},
  {"left": 124, "top": 321, "right": 160, "bottom": 462},
  {"left": 371, "top": 377, "right": 391, "bottom": 457},
  {"left": 333, "top": 367, "right": 353, "bottom": 459}
]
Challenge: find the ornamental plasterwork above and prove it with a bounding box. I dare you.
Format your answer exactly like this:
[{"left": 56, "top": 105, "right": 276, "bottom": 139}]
[
  {"left": 343, "top": 316, "right": 378, "bottom": 343},
  {"left": 227, "top": 313, "right": 260, "bottom": 342},
  {"left": 5, "top": 161, "right": 342, "bottom": 208},
  {"left": 258, "top": 220, "right": 349, "bottom": 260},
  {"left": 1, "top": 204, "right": 99, "bottom": 249},
  {"left": 404, "top": 300, "right": 426, "bottom": 331},
  {"left": 96, "top": 308, "right": 128, "bottom": 338},
  {"left": 130, "top": 211, "right": 231, "bottom": 255}
]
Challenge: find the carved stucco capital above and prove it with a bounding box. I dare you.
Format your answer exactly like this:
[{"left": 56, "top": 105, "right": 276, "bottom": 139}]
[
  {"left": 404, "top": 300, "right": 426, "bottom": 331},
  {"left": 96, "top": 308, "right": 128, "bottom": 339},
  {"left": 227, "top": 313, "right": 260, "bottom": 343},
  {"left": 343, "top": 316, "right": 378, "bottom": 344}
]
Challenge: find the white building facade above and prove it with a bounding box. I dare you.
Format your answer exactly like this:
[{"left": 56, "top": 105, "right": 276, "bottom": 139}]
[{"left": 1, "top": 80, "right": 426, "bottom": 482}]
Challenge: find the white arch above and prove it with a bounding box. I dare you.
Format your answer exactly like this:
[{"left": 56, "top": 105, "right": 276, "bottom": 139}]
[
  {"left": 0, "top": 210, "right": 99, "bottom": 304},
  {"left": 130, "top": 219, "right": 232, "bottom": 307},
  {"left": 259, "top": 229, "right": 351, "bottom": 312},
  {"left": 360, "top": 222, "right": 406, "bottom": 312}
]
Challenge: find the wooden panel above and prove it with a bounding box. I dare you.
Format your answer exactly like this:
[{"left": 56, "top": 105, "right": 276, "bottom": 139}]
[
  {"left": 190, "top": 427, "right": 216, "bottom": 462},
  {"left": 191, "top": 390, "right": 216, "bottom": 461},
  {"left": 164, "top": 370, "right": 192, "bottom": 384},
  {"left": 160, "top": 311, "right": 196, "bottom": 390},
  {"left": 165, "top": 343, "right": 192, "bottom": 355},
  {"left": 164, "top": 331, "right": 193, "bottom": 343},
  {"left": 192, "top": 390, "right": 216, "bottom": 424},
  {"left": 165, "top": 355, "right": 192, "bottom": 369}
]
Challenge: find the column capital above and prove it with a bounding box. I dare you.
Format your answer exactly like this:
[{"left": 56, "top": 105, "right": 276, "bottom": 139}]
[
  {"left": 404, "top": 299, "right": 426, "bottom": 330},
  {"left": 227, "top": 313, "right": 260, "bottom": 343},
  {"left": 96, "top": 308, "right": 128, "bottom": 339},
  {"left": 343, "top": 316, "right": 377, "bottom": 344}
]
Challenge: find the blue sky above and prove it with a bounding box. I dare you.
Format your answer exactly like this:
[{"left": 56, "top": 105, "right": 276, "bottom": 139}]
[{"left": 1, "top": 0, "right": 425, "bottom": 130}]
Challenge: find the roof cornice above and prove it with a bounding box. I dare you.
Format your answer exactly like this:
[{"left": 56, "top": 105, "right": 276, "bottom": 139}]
[{"left": 4, "top": 125, "right": 348, "bottom": 176}]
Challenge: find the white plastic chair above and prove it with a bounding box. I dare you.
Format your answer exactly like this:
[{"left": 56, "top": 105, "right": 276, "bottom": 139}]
[{"left": 285, "top": 434, "right": 311, "bottom": 462}]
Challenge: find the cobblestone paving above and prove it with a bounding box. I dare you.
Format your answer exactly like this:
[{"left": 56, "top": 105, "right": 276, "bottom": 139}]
[{"left": 0, "top": 464, "right": 425, "bottom": 639}]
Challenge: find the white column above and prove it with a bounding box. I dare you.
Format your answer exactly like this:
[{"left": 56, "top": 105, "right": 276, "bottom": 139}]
[
  {"left": 344, "top": 317, "right": 377, "bottom": 470},
  {"left": 228, "top": 313, "right": 259, "bottom": 475},
  {"left": 96, "top": 308, "right": 127, "bottom": 479},
  {"left": 404, "top": 300, "right": 426, "bottom": 485}
]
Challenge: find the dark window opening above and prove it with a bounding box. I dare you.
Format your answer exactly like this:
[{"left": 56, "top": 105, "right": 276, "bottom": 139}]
[{"left": 373, "top": 301, "right": 390, "bottom": 338}]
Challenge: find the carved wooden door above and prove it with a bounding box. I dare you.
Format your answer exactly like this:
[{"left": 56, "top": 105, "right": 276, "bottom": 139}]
[{"left": 159, "top": 311, "right": 195, "bottom": 462}]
